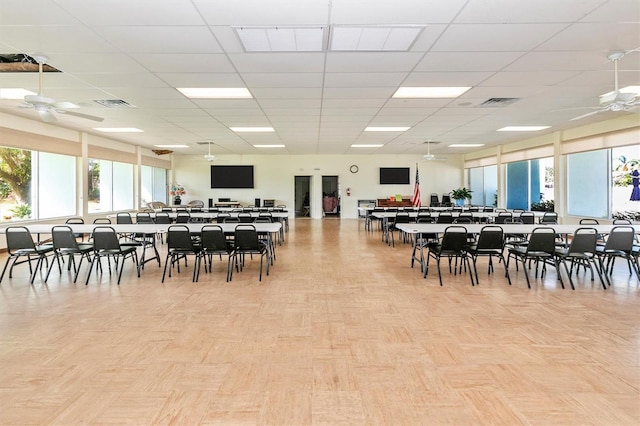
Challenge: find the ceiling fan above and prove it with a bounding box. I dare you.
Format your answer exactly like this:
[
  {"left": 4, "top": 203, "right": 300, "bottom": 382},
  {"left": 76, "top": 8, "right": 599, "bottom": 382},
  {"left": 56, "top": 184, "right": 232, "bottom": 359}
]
[
  {"left": 571, "top": 51, "right": 640, "bottom": 121},
  {"left": 20, "top": 55, "right": 104, "bottom": 123},
  {"left": 422, "top": 140, "right": 447, "bottom": 161},
  {"left": 198, "top": 140, "right": 217, "bottom": 162}
]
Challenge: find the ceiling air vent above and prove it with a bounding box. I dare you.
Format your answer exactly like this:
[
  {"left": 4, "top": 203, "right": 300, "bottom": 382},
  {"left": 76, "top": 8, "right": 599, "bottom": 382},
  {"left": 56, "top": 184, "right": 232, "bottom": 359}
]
[
  {"left": 93, "top": 99, "right": 136, "bottom": 108},
  {"left": 479, "top": 98, "right": 520, "bottom": 107}
]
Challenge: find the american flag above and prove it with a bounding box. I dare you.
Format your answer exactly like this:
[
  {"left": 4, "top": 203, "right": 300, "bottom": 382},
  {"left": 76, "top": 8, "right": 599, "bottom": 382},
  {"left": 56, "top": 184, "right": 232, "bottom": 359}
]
[{"left": 412, "top": 165, "right": 421, "bottom": 207}]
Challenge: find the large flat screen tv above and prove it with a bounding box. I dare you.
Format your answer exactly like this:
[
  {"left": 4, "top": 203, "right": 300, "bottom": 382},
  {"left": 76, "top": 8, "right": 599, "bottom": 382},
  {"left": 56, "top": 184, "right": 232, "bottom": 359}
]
[
  {"left": 379, "top": 167, "right": 410, "bottom": 184},
  {"left": 210, "top": 165, "right": 254, "bottom": 188}
]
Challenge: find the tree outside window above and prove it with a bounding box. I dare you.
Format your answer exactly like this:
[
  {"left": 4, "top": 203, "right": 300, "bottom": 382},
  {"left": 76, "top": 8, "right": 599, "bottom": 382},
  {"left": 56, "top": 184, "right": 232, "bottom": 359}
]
[{"left": 0, "top": 147, "right": 32, "bottom": 220}]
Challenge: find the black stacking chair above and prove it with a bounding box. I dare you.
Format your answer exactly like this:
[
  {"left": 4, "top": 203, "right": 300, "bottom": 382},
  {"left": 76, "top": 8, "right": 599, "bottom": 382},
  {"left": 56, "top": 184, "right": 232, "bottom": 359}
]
[
  {"left": 467, "top": 225, "right": 506, "bottom": 285},
  {"left": 45, "top": 225, "right": 93, "bottom": 283},
  {"left": 555, "top": 227, "right": 605, "bottom": 290},
  {"left": 423, "top": 225, "right": 473, "bottom": 286},
  {"left": 86, "top": 226, "right": 140, "bottom": 285},
  {"left": 506, "top": 227, "right": 564, "bottom": 289},
  {"left": 0, "top": 226, "right": 53, "bottom": 284},
  {"left": 229, "top": 224, "right": 270, "bottom": 282},
  {"left": 162, "top": 225, "right": 202, "bottom": 283},
  {"left": 199, "top": 225, "right": 233, "bottom": 281}
]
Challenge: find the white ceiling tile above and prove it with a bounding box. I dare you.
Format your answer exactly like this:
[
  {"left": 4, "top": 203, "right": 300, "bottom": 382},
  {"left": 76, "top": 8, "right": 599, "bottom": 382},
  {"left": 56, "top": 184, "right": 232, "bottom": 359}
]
[
  {"left": 330, "top": 0, "right": 468, "bottom": 24},
  {"left": 323, "top": 73, "right": 406, "bottom": 87},
  {"left": 581, "top": 0, "right": 640, "bottom": 22},
  {"left": 537, "top": 23, "right": 640, "bottom": 51},
  {"left": 322, "top": 87, "right": 396, "bottom": 99},
  {"left": 402, "top": 71, "right": 493, "bottom": 86},
  {"left": 505, "top": 51, "right": 611, "bottom": 72},
  {"left": 156, "top": 73, "right": 244, "bottom": 87},
  {"left": 132, "top": 54, "right": 236, "bottom": 73},
  {"left": 55, "top": 0, "right": 205, "bottom": 25},
  {"left": 322, "top": 99, "right": 387, "bottom": 108},
  {"left": 432, "top": 23, "right": 569, "bottom": 51},
  {"left": 414, "top": 52, "right": 524, "bottom": 72},
  {"left": 455, "top": 0, "right": 606, "bottom": 23},
  {"left": 193, "top": 0, "right": 329, "bottom": 25},
  {"left": 45, "top": 54, "right": 149, "bottom": 73},
  {"left": 93, "top": 26, "right": 223, "bottom": 53},
  {"left": 326, "top": 52, "right": 424, "bottom": 72},
  {"left": 0, "top": 0, "right": 77, "bottom": 25},
  {"left": 76, "top": 73, "right": 169, "bottom": 88},
  {"left": 228, "top": 53, "right": 325, "bottom": 72},
  {"left": 480, "top": 71, "right": 580, "bottom": 86},
  {"left": 249, "top": 88, "right": 323, "bottom": 99},
  {"left": 242, "top": 73, "right": 324, "bottom": 88},
  {"left": 0, "top": 26, "right": 118, "bottom": 54}
]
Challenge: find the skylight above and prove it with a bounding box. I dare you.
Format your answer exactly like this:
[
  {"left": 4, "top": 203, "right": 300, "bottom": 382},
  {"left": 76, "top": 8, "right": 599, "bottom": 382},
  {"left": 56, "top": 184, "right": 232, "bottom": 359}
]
[
  {"left": 330, "top": 26, "right": 424, "bottom": 51},
  {"left": 234, "top": 26, "right": 325, "bottom": 52}
]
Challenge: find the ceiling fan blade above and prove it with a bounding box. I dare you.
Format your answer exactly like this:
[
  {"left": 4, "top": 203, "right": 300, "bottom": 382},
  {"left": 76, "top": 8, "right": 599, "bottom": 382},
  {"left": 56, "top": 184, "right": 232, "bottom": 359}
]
[
  {"left": 55, "top": 109, "right": 104, "bottom": 122},
  {"left": 570, "top": 109, "right": 603, "bottom": 121},
  {"left": 52, "top": 101, "right": 79, "bottom": 109},
  {"left": 37, "top": 108, "right": 57, "bottom": 122}
]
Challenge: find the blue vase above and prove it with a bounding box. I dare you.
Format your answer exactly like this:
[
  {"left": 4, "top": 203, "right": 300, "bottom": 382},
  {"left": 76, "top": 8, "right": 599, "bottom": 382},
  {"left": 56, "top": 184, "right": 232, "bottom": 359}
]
[{"left": 456, "top": 199, "right": 464, "bottom": 206}]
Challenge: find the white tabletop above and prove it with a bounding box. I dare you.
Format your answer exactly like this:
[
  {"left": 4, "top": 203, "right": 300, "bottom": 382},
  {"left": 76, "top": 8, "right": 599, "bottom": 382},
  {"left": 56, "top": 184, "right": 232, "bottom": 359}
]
[
  {"left": 395, "top": 223, "right": 640, "bottom": 235},
  {"left": 9, "top": 222, "right": 282, "bottom": 235}
]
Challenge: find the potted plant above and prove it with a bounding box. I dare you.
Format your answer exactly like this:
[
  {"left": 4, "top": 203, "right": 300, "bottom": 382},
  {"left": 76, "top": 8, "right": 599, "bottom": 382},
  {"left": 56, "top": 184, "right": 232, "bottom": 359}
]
[{"left": 450, "top": 187, "right": 473, "bottom": 206}]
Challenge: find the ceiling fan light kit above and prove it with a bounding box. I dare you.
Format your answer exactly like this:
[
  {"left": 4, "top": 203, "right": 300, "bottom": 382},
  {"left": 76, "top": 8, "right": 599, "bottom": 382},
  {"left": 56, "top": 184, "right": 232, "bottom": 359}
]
[{"left": 20, "top": 55, "right": 104, "bottom": 123}]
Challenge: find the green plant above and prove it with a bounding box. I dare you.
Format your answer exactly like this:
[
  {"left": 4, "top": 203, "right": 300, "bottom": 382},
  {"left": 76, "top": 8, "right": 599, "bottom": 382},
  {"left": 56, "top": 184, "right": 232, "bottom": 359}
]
[
  {"left": 450, "top": 187, "right": 473, "bottom": 201},
  {"left": 10, "top": 203, "right": 31, "bottom": 219}
]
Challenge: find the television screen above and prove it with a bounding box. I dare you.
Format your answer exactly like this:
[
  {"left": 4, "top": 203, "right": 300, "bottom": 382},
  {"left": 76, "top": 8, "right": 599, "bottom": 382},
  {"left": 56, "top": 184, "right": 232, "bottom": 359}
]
[
  {"left": 379, "top": 167, "right": 410, "bottom": 184},
  {"left": 210, "top": 165, "right": 254, "bottom": 188}
]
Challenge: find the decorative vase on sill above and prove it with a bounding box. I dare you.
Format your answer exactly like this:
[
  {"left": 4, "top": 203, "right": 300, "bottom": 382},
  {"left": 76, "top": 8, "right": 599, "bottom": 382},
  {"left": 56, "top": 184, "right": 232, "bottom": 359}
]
[
  {"left": 174, "top": 195, "right": 181, "bottom": 205},
  {"left": 450, "top": 187, "right": 473, "bottom": 207}
]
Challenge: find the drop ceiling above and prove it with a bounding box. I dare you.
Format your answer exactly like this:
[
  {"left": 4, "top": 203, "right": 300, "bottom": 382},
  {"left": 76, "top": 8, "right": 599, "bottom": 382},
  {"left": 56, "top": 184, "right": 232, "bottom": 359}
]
[{"left": 0, "top": 0, "right": 638, "bottom": 157}]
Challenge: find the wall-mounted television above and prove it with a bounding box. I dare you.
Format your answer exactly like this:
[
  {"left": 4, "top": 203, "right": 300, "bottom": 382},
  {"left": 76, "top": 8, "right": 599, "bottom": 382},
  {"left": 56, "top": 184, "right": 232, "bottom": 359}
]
[
  {"left": 379, "top": 167, "right": 410, "bottom": 185},
  {"left": 210, "top": 165, "right": 254, "bottom": 188}
]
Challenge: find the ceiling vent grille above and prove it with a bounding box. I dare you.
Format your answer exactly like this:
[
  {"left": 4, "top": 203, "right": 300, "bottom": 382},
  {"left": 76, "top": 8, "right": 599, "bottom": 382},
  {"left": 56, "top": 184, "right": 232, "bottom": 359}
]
[
  {"left": 479, "top": 98, "right": 520, "bottom": 107},
  {"left": 93, "top": 99, "right": 136, "bottom": 108}
]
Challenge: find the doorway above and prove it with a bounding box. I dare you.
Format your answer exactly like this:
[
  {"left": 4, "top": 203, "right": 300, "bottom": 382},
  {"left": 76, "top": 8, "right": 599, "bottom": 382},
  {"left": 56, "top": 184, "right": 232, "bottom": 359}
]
[
  {"left": 294, "top": 176, "right": 311, "bottom": 217},
  {"left": 322, "top": 175, "right": 340, "bottom": 217}
]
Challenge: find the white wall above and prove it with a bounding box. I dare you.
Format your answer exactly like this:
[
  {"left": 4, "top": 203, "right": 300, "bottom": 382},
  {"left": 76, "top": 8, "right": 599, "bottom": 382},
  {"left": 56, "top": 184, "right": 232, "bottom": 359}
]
[{"left": 172, "top": 154, "right": 464, "bottom": 219}]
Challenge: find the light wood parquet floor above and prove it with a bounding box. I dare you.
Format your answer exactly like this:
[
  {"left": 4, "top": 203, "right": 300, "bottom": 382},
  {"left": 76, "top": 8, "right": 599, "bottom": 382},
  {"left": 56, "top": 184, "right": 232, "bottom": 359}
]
[{"left": 0, "top": 219, "right": 638, "bottom": 425}]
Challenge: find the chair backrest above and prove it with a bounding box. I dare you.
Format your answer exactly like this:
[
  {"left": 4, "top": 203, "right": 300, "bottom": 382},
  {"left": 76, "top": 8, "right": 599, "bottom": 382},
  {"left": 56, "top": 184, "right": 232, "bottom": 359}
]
[
  {"left": 51, "top": 225, "right": 81, "bottom": 250},
  {"left": 200, "top": 225, "right": 228, "bottom": 252},
  {"left": 612, "top": 219, "right": 632, "bottom": 225},
  {"left": 238, "top": 212, "right": 253, "bottom": 223},
  {"left": 175, "top": 212, "right": 191, "bottom": 223},
  {"left": 166, "top": 225, "right": 196, "bottom": 251},
  {"left": 519, "top": 212, "right": 535, "bottom": 224},
  {"left": 475, "top": 226, "right": 504, "bottom": 250},
  {"left": 441, "top": 194, "right": 452, "bottom": 205},
  {"left": 65, "top": 217, "right": 84, "bottom": 225},
  {"left": 604, "top": 226, "right": 635, "bottom": 252},
  {"left": 579, "top": 218, "right": 600, "bottom": 225},
  {"left": 494, "top": 212, "right": 513, "bottom": 224},
  {"left": 539, "top": 212, "right": 558, "bottom": 224},
  {"left": 188, "top": 199, "right": 204, "bottom": 208},
  {"left": 92, "top": 218, "right": 111, "bottom": 224},
  {"left": 483, "top": 207, "right": 494, "bottom": 212},
  {"left": 417, "top": 212, "right": 431, "bottom": 222},
  {"left": 440, "top": 226, "right": 469, "bottom": 252},
  {"left": 526, "top": 227, "right": 557, "bottom": 254},
  {"left": 436, "top": 212, "right": 453, "bottom": 224},
  {"left": 453, "top": 217, "right": 473, "bottom": 224},
  {"left": 224, "top": 217, "right": 241, "bottom": 223},
  {"left": 92, "top": 226, "right": 121, "bottom": 251},
  {"left": 254, "top": 217, "right": 272, "bottom": 223},
  {"left": 116, "top": 212, "right": 133, "bottom": 224},
  {"left": 429, "top": 193, "right": 439, "bottom": 204},
  {"left": 394, "top": 212, "right": 410, "bottom": 224},
  {"left": 5, "top": 226, "right": 36, "bottom": 252},
  {"left": 567, "top": 227, "right": 598, "bottom": 255},
  {"left": 161, "top": 207, "right": 173, "bottom": 212},
  {"left": 154, "top": 212, "right": 172, "bottom": 224},
  {"left": 234, "top": 225, "right": 260, "bottom": 250},
  {"left": 135, "top": 212, "right": 154, "bottom": 224}
]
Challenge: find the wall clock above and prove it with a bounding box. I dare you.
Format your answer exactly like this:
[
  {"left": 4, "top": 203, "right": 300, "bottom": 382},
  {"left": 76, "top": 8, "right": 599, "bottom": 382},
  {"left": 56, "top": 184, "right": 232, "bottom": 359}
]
[{"left": 350, "top": 165, "right": 359, "bottom": 173}]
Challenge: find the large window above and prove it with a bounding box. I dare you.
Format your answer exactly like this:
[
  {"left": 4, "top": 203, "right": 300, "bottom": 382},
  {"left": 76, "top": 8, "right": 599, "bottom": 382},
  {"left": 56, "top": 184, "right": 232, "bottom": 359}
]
[
  {"left": 468, "top": 165, "right": 497, "bottom": 206},
  {"left": 505, "top": 157, "right": 554, "bottom": 210},
  {"left": 141, "top": 165, "right": 168, "bottom": 207},
  {"left": 88, "top": 159, "right": 134, "bottom": 213},
  {"left": 38, "top": 152, "right": 76, "bottom": 219},
  {"left": 0, "top": 147, "right": 33, "bottom": 222}
]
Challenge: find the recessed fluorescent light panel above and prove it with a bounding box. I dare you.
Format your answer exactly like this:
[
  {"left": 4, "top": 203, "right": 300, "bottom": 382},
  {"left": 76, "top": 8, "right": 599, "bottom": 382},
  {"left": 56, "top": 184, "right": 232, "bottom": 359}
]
[
  {"left": 330, "top": 25, "right": 424, "bottom": 51},
  {"left": 230, "top": 127, "right": 275, "bottom": 132},
  {"left": 448, "top": 144, "right": 485, "bottom": 147},
  {"left": 253, "top": 144, "right": 285, "bottom": 148},
  {"left": 497, "top": 126, "right": 550, "bottom": 132},
  {"left": 364, "top": 126, "right": 410, "bottom": 132},
  {"left": 351, "top": 144, "right": 384, "bottom": 148},
  {"left": 234, "top": 26, "right": 325, "bottom": 52},
  {"left": 153, "top": 144, "right": 189, "bottom": 148},
  {"left": 177, "top": 88, "right": 252, "bottom": 99},
  {"left": 94, "top": 128, "right": 143, "bottom": 133},
  {"left": 392, "top": 87, "right": 471, "bottom": 98},
  {"left": 0, "top": 88, "right": 36, "bottom": 99}
]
